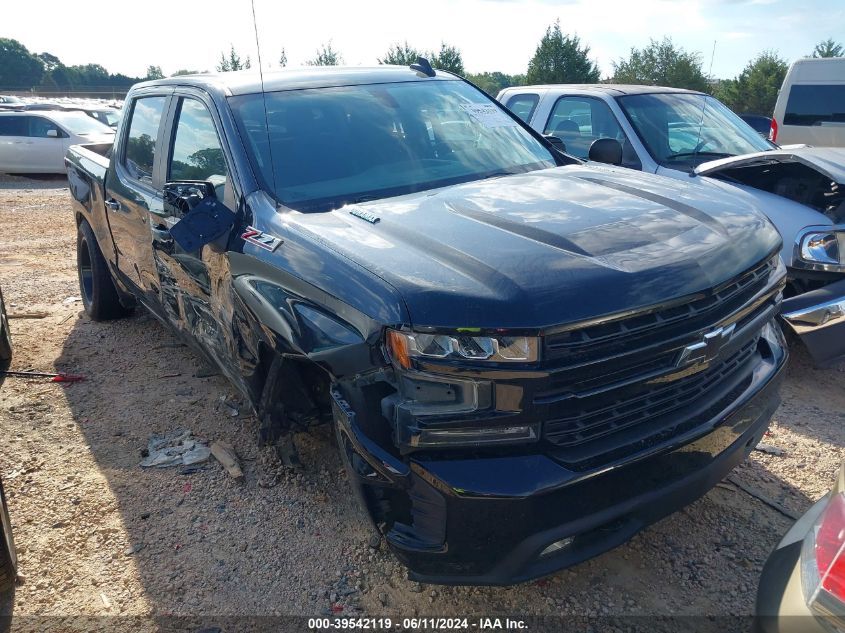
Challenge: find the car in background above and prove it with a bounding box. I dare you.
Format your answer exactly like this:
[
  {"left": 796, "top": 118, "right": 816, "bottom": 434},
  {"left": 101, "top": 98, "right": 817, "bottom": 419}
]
[
  {"left": 21, "top": 102, "right": 65, "bottom": 112},
  {"left": 756, "top": 463, "right": 845, "bottom": 632},
  {"left": 740, "top": 114, "right": 773, "bottom": 138},
  {"left": 0, "top": 96, "right": 24, "bottom": 111},
  {"left": 772, "top": 57, "right": 845, "bottom": 147},
  {"left": 0, "top": 110, "right": 114, "bottom": 174},
  {"left": 499, "top": 84, "right": 845, "bottom": 366},
  {"left": 0, "top": 285, "right": 16, "bottom": 595},
  {"left": 21, "top": 102, "right": 121, "bottom": 129},
  {"left": 81, "top": 107, "right": 120, "bottom": 129}
]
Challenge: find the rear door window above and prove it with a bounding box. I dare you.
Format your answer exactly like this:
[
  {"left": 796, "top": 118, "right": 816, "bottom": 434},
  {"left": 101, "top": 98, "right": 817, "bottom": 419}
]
[
  {"left": 784, "top": 85, "right": 845, "bottom": 126},
  {"left": 123, "top": 96, "right": 168, "bottom": 185},
  {"left": 505, "top": 93, "right": 539, "bottom": 123},
  {"left": 0, "top": 117, "right": 26, "bottom": 136}
]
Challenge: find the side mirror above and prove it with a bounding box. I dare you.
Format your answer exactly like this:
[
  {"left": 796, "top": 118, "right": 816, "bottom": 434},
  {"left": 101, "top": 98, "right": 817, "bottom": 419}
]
[
  {"left": 46, "top": 129, "right": 59, "bottom": 138},
  {"left": 543, "top": 134, "right": 566, "bottom": 153},
  {"left": 588, "top": 138, "right": 623, "bottom": 166},
  {"left": 164, "top": 181, "right": 236, "bottom": 252}
]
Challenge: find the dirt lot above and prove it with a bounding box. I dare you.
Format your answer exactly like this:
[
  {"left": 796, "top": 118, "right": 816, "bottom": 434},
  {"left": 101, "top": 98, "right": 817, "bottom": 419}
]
[{"left": 0, "top": 176, "right": 843, "bottom": 628}]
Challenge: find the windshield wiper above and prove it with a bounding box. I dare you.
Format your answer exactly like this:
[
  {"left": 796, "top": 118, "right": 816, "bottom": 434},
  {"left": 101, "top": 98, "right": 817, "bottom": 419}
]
[
  {"left": 666, "top": 151, "right": 733, "bottom": 160},
  {"left": 481, "top": 170, "right": 519, "bottom": 180}
]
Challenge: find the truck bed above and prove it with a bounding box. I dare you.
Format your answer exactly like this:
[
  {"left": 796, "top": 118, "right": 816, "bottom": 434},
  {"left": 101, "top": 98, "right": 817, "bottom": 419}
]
[{"left": 65, "top": 142, "right": 114, "bottom": 255}]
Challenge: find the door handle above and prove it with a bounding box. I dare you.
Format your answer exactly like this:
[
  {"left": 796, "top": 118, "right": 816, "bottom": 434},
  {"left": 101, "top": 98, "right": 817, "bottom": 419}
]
[{"left": 105, "top": 198, "right": 121, "bottom": 211}]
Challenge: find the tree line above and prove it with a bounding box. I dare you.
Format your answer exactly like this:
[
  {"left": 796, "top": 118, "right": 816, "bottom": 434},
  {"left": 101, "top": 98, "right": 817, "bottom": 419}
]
[{"left": 1, "top": 29, "right": 843, "bottom": 115}]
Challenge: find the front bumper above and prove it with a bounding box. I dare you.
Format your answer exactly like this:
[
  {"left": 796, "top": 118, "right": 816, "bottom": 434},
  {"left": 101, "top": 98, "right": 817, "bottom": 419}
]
[
  {"left": 782, "top": 278, "right": 845, "bottom": 367},
  {"left": 334, "top": 333, "right": 788, "bottom": 585}
]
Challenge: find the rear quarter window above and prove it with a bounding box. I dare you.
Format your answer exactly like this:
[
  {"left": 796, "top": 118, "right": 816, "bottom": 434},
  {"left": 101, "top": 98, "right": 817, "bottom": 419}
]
[
  {"left": 784, "top": 85, "right": 845, "bottom": 126},
  {"left": 123, "top": 96, "right": 168, "bottom": 185}
]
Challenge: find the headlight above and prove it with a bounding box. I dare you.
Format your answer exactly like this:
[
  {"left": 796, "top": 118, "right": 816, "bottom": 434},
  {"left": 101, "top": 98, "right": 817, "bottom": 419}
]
[
  {"left": 800, "top": 231, "right": 845, "bottom": 266},
  {"left": 386, "top": 329, "right": 539, "bottom": 368}
]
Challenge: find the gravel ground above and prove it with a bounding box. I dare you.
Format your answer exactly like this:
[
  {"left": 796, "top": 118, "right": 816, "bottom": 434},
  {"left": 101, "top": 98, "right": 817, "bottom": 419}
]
[{"left": 0, "top": 177, "right": 843, "bottom": 627}]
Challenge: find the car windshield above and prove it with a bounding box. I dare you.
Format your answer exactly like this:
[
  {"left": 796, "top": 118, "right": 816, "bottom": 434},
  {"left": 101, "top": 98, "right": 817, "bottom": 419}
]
[
  {"left": 99, "top": 111, "right": 120, "bottom": 127},
  {"left": 617, "top": 93, "right": 774, "bottom": 171},
  {"left": 229, "top": 80, "right": 556, "bottom": 212},
  {"left": 59, "top": 112, "right": 114, "bottom": 136}
]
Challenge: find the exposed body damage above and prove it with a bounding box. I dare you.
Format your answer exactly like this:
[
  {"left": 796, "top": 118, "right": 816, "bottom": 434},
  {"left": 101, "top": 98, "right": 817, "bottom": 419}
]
[
  {"left": 66, "top": 67, "right": 788, "bottom": 585},
  {"left": 704, "top": 157, "right": 844, "bottom": 222}
]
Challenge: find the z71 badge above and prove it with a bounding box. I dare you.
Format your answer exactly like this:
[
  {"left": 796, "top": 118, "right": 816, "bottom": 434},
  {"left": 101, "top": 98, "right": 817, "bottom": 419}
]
[{"left": 240, "top": 227, "right": 283, "bottom": 252}]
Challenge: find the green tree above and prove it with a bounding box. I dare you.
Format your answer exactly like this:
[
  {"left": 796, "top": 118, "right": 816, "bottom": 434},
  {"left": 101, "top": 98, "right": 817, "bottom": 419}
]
[
  {"left": 171, "top": 69, "right": 203, "bottom": 76},
  {"left": 611, "top": 37, "right": 709, "bottom": 91},
  {"left": 279, "top": 48, "right": 288, "bottom": 68},
  {"left": 430, "top": 43, "right": 464, "bottom": 75},
  {"left": 715, "top": 50, "right": 787, "bottom": 115},
  {"left": 306, "top": 42, "right": 343, "bottom": 66},
  {"left": 217, "top": 45, "right": 251, "bottom": 72},
  {"left": 812, "top": 38, "right": 844, "bottom": 58},
  {"left": 467, "top": 71, "right": 525, "bottom": 96},
  {"left": 379, "top": 41, "right": 421, "bottom": 65},
  {"left": 145, "top": 65, "right": 164, "bottom": 80},
  {"left": 37, "top": 52, "right": 62, "bottom": 72},
  {"left": 0, "top": 38, "right": 44, "bottom": 89},
  {"left": 526, "top": 21, "right": 600, "bottom": 85}
]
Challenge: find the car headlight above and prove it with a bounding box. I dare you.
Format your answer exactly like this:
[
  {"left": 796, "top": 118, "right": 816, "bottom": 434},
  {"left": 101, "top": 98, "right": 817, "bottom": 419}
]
[
  {"left": 386, "top": 329, "right": 539, "bottom": 369},
  {"left": 800, "top": 231, "right": 845, "bottom": 266}
]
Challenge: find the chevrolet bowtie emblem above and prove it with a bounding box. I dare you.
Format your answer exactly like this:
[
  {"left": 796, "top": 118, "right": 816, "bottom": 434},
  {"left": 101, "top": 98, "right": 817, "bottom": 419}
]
[{"left": 676, "top": 323, "right": 737, "bottom": 370}]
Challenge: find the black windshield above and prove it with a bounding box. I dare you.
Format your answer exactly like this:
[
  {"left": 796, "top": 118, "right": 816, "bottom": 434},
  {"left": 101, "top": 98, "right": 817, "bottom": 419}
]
[{"left": 229, "top": 80, "right": 557, "bottom": 212}]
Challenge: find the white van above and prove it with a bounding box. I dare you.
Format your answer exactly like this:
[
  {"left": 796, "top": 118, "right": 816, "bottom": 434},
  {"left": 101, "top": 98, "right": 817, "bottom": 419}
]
[{"left": 771, "top": 57, "right": 845, "bottom": 147}]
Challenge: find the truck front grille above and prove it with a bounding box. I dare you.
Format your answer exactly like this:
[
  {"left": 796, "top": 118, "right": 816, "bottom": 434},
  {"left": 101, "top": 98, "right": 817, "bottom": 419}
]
[{"left": 538, "top": 255, "right": 782, "bottom": 471}]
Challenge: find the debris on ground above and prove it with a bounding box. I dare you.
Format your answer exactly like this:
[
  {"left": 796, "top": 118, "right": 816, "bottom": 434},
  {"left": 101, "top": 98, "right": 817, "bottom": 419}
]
[
  {"left": 210, "top": 441, "right": 244, "bottom": 481},
  {"left": 0, "top": 370, "right": 85, "bottom": 382},
  {"left": 195, "top": 363, "right": 220, "bottom": 378},
  {"left": 8, "top": 311, "right": 49, "bottom": 319},
  {"left": 62, "top": 296, "right": 81, "bottom": 305},
  {"left": 139, "top": 429, "right": 212, "bottom": 468},
  {"left": 754, "top": 442, "right": 785, "bottom": 456},
  {"left": 726, "top": 475, "right": 800, "bottom": 520},
  {"left": 218, "top": 395, "right": 240, "bottom": 417}
]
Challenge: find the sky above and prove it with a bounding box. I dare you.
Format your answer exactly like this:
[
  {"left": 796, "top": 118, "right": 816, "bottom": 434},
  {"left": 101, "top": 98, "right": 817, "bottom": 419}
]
[{"left": 6, "top": 0, "right": 844, "bottom": 79}]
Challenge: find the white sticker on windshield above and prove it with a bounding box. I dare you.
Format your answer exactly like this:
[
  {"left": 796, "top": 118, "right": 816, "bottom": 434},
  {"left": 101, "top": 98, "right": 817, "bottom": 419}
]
[{"left": 460, "top": 103, "right": 518, "bottom": 128}]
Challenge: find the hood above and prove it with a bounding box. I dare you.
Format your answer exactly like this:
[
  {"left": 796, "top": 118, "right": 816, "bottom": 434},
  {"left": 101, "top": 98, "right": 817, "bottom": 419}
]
[
  {"left": 284, "top": 165, "right": 781, "bottom": 330},
  {"left": 695, "top": 147, "right": 845, "bottom": 184}
]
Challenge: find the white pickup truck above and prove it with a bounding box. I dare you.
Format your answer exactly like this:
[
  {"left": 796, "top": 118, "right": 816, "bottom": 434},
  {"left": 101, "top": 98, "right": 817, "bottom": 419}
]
[{"left": 499, "top": 84, "right": 845, "bottom": 366}]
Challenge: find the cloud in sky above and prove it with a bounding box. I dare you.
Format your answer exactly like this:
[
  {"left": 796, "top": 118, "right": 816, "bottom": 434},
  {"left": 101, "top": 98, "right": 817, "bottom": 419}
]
[{"left": 5, "top": 0, "right": 844, "bottom": 79}]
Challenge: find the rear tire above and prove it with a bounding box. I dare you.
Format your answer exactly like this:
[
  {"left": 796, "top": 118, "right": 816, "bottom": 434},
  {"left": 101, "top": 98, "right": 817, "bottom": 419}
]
[
  {"left": 0, "top": 479, "right": 16, "bottom": 593},
  {"left": 77, "top": 220, "right": 131, "bottom": 321}
]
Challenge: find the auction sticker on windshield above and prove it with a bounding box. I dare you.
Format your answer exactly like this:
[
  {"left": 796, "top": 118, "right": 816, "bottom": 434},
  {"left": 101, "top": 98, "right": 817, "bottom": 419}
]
[{"left": 460, "top": 103, "right": 518, "bottom": 128}]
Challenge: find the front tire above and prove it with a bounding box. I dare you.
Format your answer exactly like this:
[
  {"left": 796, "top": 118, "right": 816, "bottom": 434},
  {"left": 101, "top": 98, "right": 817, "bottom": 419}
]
[
  {"left": 77, "top": 220, "right": 131, "bottom": 321},
  {"left": 0, "top": 479, "right": 16, "bottom": 593}
]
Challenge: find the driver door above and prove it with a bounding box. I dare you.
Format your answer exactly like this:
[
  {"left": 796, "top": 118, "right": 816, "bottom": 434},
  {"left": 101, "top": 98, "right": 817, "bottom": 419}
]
[{"left": 154, "top": 93, "right": 234, "bottom": 354}]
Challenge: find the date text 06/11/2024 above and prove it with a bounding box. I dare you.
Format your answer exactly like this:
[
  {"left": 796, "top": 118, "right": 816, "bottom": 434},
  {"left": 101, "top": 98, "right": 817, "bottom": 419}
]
[{"left": 307, "top": 617, "right": 529, "bottom": 630}]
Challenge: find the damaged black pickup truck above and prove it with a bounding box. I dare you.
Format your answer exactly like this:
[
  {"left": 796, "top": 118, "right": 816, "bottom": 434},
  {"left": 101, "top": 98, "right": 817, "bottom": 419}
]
[{"left": 65, "top": 65, "right": 788, "bottom": 585}]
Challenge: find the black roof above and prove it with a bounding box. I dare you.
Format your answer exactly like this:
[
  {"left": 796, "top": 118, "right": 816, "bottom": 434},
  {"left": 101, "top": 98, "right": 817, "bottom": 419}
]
[{"left": 135, "top": 66, "right": 456, "bottom": 96}]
